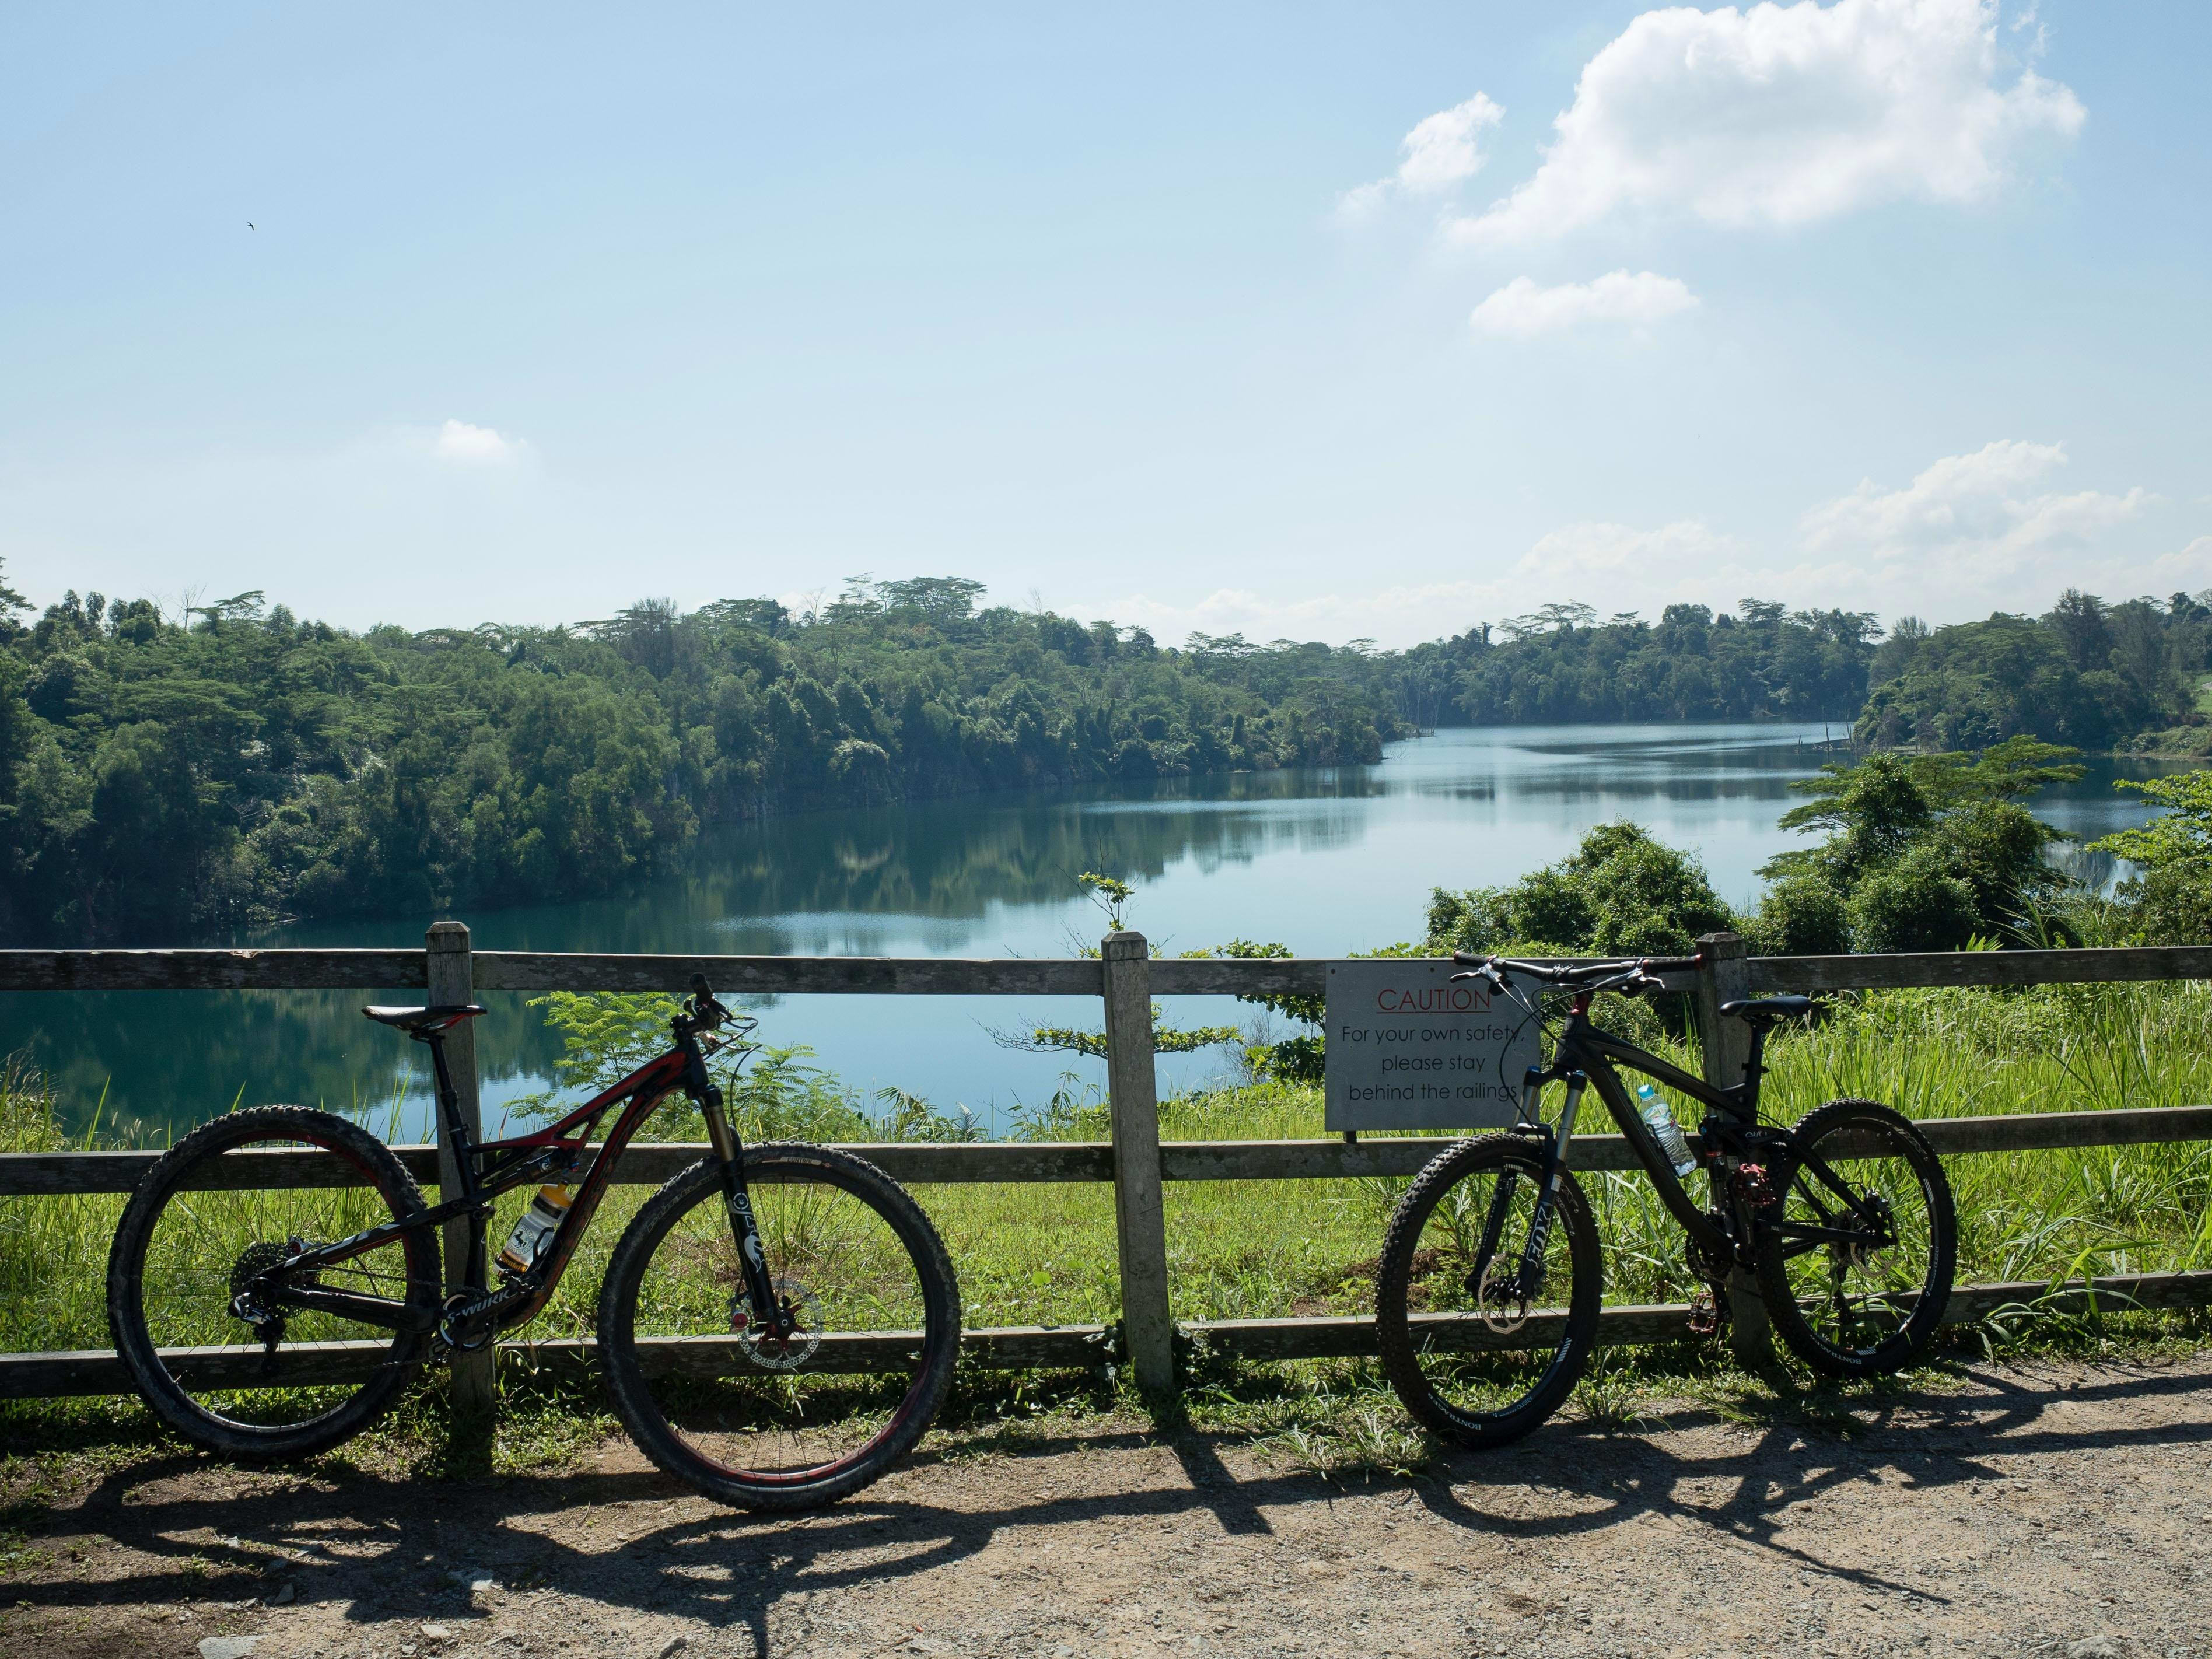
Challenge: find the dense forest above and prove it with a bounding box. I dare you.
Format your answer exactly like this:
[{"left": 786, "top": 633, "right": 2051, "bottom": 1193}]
[
  {"left": 1854, "top": 589, "right": 2211, "bottom": 754},
  {"left": 0, "top": 573, "right": 1400, "bottom": 943},
  {"left": 1382, "top": 600, "right": 1882, "bottom": 729},
  {"left": 3, "top": 564, "right": 2204, "bottom": 946}
]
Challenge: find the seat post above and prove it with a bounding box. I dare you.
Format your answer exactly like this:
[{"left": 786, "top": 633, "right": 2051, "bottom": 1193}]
[{"left": 415, "top": 1029, "right": 472, "bottom": 1167}]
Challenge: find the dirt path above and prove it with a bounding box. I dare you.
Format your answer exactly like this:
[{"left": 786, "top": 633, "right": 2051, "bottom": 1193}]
[{"left": 4, "top": 1356, "right": 2209, "bottom": 1659}]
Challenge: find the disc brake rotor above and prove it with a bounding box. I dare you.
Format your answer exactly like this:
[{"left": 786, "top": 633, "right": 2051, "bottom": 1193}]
[
  {"left": 1475, "top": 1257, "right": 1531, "bottom": 1336},
  {"left": 1840, "top": 1195, "right": 1899, "bottom": 1270},
  {"left": 734, "top": 1277, "right": 824, "bottom": 1372}
]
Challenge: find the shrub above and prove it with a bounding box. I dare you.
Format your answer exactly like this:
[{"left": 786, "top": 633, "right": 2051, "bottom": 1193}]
[
  {"left": 2095, "top": 769, "right": 2212, "bottom": 945},
  {"left": 1846, "top": 844, "right": 1983, "bottom": 953},
  {"left": 1749, "top": 871, "right": 1852, "bottom": 956},
  {"left": 1426, "top": 821, "right": 1737, "bottom": 958}
]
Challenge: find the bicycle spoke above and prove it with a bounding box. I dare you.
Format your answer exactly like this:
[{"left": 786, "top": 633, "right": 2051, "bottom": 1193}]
[
  {"left": 1772, "top": 1116, "right": 1943, "bottom": 1362},
  {"left": 130, "top": 1124, "right": 429, "bottom": 1433},
  {"left": 1393, "top": 1156, "right": 1588, "bottom": 1423},
  {"left": 624, "top": 1166, "right": 936, "bottom": 1483}
]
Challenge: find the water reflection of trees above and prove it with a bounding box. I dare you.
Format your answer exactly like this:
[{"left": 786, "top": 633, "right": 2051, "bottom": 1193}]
[
  {"left": 0, "top": 734, "right": 2154, "bottom": 1142},
  {"left": 0, "top": 988, "right": 564, "bottom": 1142},
  {"left": 580, "top": 775, "right": 1397, "bottom": 933},
  {"left": 0, "top": 770, "right": 1391, "bottom": 1138}
]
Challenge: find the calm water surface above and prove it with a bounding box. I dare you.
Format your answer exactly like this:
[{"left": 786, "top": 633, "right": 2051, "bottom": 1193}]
[{"left": 3, "top": 724, "right": 2169, "bottom": 1140}]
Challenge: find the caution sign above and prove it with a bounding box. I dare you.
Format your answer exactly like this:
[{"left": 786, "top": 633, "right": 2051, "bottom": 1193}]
[{"left": 1322, "top": 960, "right": 1542, "bottom": 1133}]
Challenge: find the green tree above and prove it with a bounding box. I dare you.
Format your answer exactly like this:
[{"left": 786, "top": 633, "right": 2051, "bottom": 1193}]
[
  {"left": 1427, "top": 822, "right": 1737, "bottom": 958},
  {"left": 2093, "top": 769, "right": 2212, "bottom": 944}
]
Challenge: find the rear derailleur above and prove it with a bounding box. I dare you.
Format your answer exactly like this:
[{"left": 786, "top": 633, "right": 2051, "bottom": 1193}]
[{"left": 230, "top": 1238, "right": 310, "bottom": 1376}]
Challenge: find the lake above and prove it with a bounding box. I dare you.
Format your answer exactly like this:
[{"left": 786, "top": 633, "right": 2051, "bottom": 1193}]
[{"left": 1, "top": 723, "right": 2170, "bottom": 1142}]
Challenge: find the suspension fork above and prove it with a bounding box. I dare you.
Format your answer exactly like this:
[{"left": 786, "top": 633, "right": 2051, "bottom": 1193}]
[
  {"left": 699, "top": 1086, "right": 786, "bottom": 1336},
  {"left": 1510, "top": 1071, "right": 1587, "bottom": 1297}
]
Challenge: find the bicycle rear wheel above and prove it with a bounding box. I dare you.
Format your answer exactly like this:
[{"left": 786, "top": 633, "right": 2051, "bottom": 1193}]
[
  {"left": 597, "top": 1143, "right": 961, "bottom": 1510},
  {"left": 1376, "top": 1135, "right": 1602, "bottom": 1448},
  {"left": 1755, "top": 1098, "right": 1956, "bottom": 1377},
  {"left": 106, "top": 1105, "right": 441, "bottom": 1460}
]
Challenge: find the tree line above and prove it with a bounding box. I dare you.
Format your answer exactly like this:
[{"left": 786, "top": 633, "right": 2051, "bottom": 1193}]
[
  {"left": 0, "top": 572, "right": 1401, "bottom": 943},
  {"left": 1384, "top": 600, "right": 1882, "bottom": 729},
  {"left": 1854, "top": 589, "right": 2210, "bottom": 754},
  {"left": 4, "top": 564, "right": 2203, "bottom": 945}
]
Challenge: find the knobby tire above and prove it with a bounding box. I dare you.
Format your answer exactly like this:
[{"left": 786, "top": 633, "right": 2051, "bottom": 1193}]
[
  {"left": 106, "top": 1104, "right": 442, "bottom": 1461},
  {"left": 1376, "top": 1134, "right": 1602, "bottom": 1449},
  {"left": 597, "top": 1142, "right": 961, "bottom": 1511}
]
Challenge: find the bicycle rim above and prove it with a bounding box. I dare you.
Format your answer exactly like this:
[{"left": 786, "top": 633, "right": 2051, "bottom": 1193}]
[
  {"left": 1385, "top": 1146, "right": 1597, "bottom": 1436},
  {"left": 1769, "top": 1114, "right": 1946, "bottom": 1362},
  {"left": 119, "top": 1116, "right": 432, "bottom": 1439},
  {"left": 610, "top": 1154, "right": 954, "bottom": 1496}
]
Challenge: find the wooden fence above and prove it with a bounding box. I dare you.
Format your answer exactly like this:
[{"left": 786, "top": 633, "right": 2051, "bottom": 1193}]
[{"left": 2, "top": 929, "right": 2210, "bottom": 1413}]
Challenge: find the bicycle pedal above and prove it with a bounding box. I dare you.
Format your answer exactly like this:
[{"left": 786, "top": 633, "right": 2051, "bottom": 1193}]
[{"left": 1687, "top": 1289, "right": 1720, "bottom": 1338}]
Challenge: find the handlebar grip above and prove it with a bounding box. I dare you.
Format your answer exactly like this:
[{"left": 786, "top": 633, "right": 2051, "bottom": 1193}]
[
  {"left": 1636, "top": 954, "right": 1706, "bottom": 972},
  {"left": 1451, "top": 950, "right": 1486, "bottom": 966}
]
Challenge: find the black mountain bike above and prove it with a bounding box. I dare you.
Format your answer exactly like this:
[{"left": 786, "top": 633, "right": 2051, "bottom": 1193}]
[
  {"left": 1376, "top": 951, "right": 1955, "bottom": 1447},
  {"left": 107, "top": 979, "right": 961, "bottom": 1510}
]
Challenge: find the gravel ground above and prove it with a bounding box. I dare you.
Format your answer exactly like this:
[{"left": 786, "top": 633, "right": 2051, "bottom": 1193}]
[{"left": 3, "top": 1354, "right": 2208, "bottom": 1659}]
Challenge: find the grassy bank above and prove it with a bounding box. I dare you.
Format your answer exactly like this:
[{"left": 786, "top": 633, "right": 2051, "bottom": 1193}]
[{"left": 4, "top": 978, "right": 2210, "bottom": 1475}]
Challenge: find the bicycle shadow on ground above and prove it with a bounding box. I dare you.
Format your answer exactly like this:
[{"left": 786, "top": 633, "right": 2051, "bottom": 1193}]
[
  {"left": 1407, "top": 1357, "right": 2212, "bottom": 1598},
  {"left": 4, "top": 1360, "right": 2206, "bottom": 1658}
]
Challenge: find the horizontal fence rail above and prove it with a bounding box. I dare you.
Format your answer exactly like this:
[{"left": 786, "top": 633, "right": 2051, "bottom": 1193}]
[
  {"left": 3, "top": 932, "right": 2210, "bottom": 1410},
  {"left": 8, "top": 1269, "right": 2205, "bottom": 1401},
  {"left": 9, "top": 1105, "right": 2212, "bottom": 1198},
  {"left": 2, "top": 943, "right": 2208, "bottom": 997}
]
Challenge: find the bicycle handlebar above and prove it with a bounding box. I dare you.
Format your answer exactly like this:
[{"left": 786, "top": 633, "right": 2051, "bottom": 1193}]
[
  {"left": 1447, "top": 950, "right": 1705, "bottom": 988},
  {"left": 682, "top": 974, "right": 745, "bottom": 1035}
]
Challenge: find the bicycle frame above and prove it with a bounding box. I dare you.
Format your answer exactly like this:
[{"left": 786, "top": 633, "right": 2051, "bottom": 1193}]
[
  {"left": 1516, "top": 992, "right": 1894, "bottom": 1273},
  {"left": 1548, "top": 1015, "right": 1751, "bottom": 1261},
  {"left": 264, "top": 1007, "right": 779, "bottom": 1345}
]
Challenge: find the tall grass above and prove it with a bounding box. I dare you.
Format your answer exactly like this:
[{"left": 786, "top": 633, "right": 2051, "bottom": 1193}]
[{"left": 3, "top": 978, "right": 2208, "bottom": 1371}]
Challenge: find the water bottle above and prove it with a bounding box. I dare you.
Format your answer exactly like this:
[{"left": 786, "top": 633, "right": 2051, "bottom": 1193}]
[
  {"left": 496, "top": 1185, "right": 573, "bottom": 1278},
  {"left": 1636, "top": 1084, "right": 1698, "bottom": 1179}
]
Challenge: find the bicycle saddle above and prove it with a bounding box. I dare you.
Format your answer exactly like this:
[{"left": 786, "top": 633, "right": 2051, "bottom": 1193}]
[
  {"left": 1718, "top": 995, "right": 1811, "bottom": 1023},
  {"left": 362, "top": 1004, "right": 486, "bottom": 1032}
]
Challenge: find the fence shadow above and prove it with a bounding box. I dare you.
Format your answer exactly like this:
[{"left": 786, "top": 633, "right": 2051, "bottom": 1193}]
[{"left": 5, "top": 1359, "right": 2207, "bottom": 1656}]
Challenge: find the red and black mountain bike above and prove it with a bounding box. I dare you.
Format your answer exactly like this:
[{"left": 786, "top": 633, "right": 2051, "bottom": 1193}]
[{"left": 106, "top": 978, "right": 961, "bottom": 1510}]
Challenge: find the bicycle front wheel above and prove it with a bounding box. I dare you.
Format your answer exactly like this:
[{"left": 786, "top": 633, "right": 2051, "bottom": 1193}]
[
  {"left": 1755, "top": 1098, "right": 1957, "bottom": 1377},
  {"left": 597, "top": 1143, "right": 961, "bottom": 1511},
  {"left": 1376, "top": 1135, "right": 1602, "bottom": 1448},
  {"left": 106, "top": 1105, "right": 442, "bottom": 1460}
]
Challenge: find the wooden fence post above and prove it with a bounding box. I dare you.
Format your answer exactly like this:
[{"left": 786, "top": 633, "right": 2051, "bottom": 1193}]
[
  {"left": 425, "top": 921, "right": 497, "bottom": 1430},
  {"left": 1100, "top": 930, "right": 1177, "bottom": 1403},
  {"left": 1694, "top": 930, "right": 1773, "bottom": 1368}
]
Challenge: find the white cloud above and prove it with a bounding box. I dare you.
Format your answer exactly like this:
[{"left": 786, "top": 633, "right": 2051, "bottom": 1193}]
[
  {"left": 1468, "top": 270, "right": 1699, "bottom": 336},
  {"left": 1800, "top": 439, "right": 2148, "bottom": 572},
  {"left": 1093, "top": 583, "right": 1517, "bottom": 646},
  {"left": 1450, "top": 0, "right": 2084, "bottom": 246},
  {"left": 2134, "top": 537, "right": 2212, "bottom": 600},
  {"left": 435, "top": 419, "right": 524, "bottom": 464},
  {"left": 1514, "top": 518, "right": 1741, "bottom": 578},
  {"left": 1340, "top": 93, "right": 1504, "bottom": 218}
]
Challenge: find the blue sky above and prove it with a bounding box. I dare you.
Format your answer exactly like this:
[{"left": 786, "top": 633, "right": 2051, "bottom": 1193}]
[{"left": 3, "top": 1, "right": 2206, "bottom": 646}]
